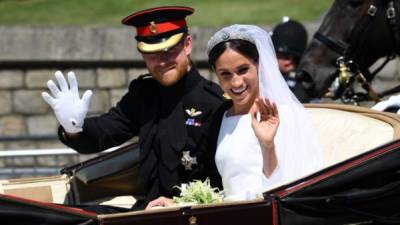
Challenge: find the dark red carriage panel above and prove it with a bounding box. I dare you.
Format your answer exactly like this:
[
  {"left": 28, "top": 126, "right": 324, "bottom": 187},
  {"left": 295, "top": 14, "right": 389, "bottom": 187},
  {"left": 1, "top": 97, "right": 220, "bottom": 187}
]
[{"left": 99, "top": 200, "right": 273, "bottom": 225}]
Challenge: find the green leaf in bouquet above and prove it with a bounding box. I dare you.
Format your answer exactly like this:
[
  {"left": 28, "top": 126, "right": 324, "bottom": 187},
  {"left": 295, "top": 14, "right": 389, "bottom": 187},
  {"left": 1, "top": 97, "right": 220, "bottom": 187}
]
[{"left": 173, "top": 178, "right": 224, "bottom": 205}]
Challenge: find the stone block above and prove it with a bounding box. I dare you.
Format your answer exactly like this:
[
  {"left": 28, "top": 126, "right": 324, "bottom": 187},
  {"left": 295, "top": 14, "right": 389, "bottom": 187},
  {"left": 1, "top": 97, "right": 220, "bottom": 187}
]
[
  {"left": 35, "top": 155, "right": 60, "bottom": 167},
  {"left": 110, "top": 89, "right": 127, "bottom": 107},
  {"left": 128, "top": 68, "right": 149, "bottom": 83},
  {"left": 35, "top": 155, "right": 80, "bottom": 167},
  {"left": 210, "top": 70, "right": 219, "bottom": 84},
  {"left": 37, "top": 140, "right": 66, "bottom": 149},
  {"left": 66, "top": 69, "right": 97, "bottom": 88},
  {"left": 51, "top": 27, "right": 104, "bottom": 60},
  {"left": 13, "top": 90, "right": 48, "bottom": 114},
  {"left": 78, "top": 154, "right": 99, "bottom": 162},
  {"left": 0, "top": 27, "right": 104, "bottom": 61},
  {"left": 0, "top": 91, "right": 12, "bottom": 115},
  {"left": 0, "top": 142, "right": 6, "bottom": 151},
  {"left": 6, "top": 156, "right": 35, "bottom": 167},
  {"left": 0, "top": 70, "right": 24, "bottom": 88},
  {"left": 0, "top": 116, "right": 26, "bottom": 136},
  {"left": 4, "top": 141, "right": 36, "bottom": 151},
  {"left": 56, "top": 155, "right": 81, "bottom": 167},
  {"left": 25, "top": 70, "right": 54, "bottom": 88},
  {"left": 97, "top": 68, "right": 127, "bottom": 88},
  {"left": 0, "top": 154, "right": 5, "bottom": 167},
  {"left": 190, "top": 27, "right": 215, "bottom": 62},
  {"left": 88, "top": 90, "right": 110, "bottom": 114},
  {"left": 198, "top": 69, "right": 211, "bottom": 80},
  {"left": 27, "top": 115, "right": 58, "bottom": 136},
  {"left": 99, "top": 28, "right": 141, "bottom": 60}
]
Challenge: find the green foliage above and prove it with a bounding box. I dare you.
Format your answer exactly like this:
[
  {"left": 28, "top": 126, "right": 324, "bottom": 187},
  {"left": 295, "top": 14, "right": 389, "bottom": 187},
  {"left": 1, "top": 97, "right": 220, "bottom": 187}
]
[
  {"left": 173, "top": 179, "right": 224, "bottom": 205},
  {"left": 0, "top": 0, "right": 333, "bottom": 26}
]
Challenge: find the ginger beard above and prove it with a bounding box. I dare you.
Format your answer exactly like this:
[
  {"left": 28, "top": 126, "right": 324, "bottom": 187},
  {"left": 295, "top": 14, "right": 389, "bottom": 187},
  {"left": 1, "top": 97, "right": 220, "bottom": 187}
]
[{"left": 143, "top": 36, "right": 192, "bottom": 86}]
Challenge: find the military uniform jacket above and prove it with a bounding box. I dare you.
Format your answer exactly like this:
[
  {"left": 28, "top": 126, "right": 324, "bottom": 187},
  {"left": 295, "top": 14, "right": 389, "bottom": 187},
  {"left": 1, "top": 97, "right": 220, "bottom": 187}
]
[
  {"left": 59, "top": 66, "right": 225, "bottom": 206},
  {"left": 284, "top": 71, "right": 311, "bottom": 103}
]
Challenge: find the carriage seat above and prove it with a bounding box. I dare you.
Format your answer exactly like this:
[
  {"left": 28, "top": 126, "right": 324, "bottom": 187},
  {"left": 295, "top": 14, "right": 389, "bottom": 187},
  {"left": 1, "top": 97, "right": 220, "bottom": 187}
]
[{"left": 306, "top": 103, "right": 400, "bottom": 168}]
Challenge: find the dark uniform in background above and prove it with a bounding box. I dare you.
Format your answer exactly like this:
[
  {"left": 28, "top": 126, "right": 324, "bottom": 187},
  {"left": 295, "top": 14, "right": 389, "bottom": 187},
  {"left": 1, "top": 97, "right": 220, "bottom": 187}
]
[
  {"left": 59, "top": 7, "right": 225, "bottom": 209},
  {"left": 271, "top": 18, "right": 311, "bottom": 103},
  {"left": 283, "top": 71, "right": 310, "bottom": 103}
]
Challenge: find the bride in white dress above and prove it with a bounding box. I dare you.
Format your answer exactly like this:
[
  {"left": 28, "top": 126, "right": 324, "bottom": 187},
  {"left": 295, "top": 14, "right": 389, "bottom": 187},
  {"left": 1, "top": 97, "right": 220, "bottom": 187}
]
[
  {"left": 146, "top": 25, "right": 322, "bottom": 208},
  {"left": 206, "top": 24, "right": 322, "bottom": 200}
]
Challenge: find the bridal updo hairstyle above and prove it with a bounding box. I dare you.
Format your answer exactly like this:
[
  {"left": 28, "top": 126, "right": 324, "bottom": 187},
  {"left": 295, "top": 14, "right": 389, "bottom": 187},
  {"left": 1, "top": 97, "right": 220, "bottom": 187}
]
[{"left": 208, "top": 40, "right": 259, "bottom": 69}]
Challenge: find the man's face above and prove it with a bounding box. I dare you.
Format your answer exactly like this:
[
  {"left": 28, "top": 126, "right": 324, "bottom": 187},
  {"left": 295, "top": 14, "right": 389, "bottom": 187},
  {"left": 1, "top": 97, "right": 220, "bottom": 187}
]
[
  {"left": 142, "top": 35, "right": 192, "bottom": 86},
  {"left": 276, "top": 53, "right": 296, "bottom": 74}
]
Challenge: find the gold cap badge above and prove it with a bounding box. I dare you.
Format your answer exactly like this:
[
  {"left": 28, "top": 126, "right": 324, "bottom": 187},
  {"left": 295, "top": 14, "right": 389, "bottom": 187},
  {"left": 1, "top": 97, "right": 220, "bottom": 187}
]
[{"left": 150, "top": 21, "right": 157, "bottom": 34}]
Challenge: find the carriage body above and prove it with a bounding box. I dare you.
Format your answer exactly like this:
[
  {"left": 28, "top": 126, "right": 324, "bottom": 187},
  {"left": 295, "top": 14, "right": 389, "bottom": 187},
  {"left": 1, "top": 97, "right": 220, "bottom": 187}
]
[{"left": 1, "top": 104, "right": 400, "bottom": 225}]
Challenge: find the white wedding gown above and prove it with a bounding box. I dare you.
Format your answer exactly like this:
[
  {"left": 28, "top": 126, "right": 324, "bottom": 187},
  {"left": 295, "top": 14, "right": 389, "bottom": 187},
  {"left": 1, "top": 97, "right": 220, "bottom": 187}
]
[{"left": 215, "top": 112, "right": 282, "bottom": 201}]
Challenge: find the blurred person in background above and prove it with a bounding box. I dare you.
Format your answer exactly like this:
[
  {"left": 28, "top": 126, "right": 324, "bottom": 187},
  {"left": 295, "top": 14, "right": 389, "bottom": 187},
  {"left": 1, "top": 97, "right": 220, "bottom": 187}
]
[{"left": 271, "top": 17, "right": 311, "bottom": 103}]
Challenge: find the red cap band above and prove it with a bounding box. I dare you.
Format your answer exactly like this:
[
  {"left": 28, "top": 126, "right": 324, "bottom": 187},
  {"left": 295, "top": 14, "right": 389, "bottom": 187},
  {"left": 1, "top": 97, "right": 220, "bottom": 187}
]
[{"left": 137, "top": 19, "right": 187, "bottom": 36}]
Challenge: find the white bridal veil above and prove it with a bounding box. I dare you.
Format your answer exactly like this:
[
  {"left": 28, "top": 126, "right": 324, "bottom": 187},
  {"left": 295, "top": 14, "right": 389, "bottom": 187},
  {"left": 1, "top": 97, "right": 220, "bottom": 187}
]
[{"left": 207, "top": 24, "right": 322, "bottom": 186}]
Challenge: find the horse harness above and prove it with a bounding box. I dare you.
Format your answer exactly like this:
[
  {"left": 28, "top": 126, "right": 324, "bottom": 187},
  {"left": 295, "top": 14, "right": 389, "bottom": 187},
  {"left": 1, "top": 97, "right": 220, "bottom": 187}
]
[{"left": 313, "top": 0, "right": 400, "bottom": 104}]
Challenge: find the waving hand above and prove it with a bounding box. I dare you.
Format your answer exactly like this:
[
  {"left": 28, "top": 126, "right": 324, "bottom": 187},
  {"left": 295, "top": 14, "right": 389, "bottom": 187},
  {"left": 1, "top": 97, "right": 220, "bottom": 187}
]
[
  {"left": 41, "top": 71, "right": 92, "bottom": 133},
  {"left": 250, "top": 98, "right": 280, "bottom": 150}
]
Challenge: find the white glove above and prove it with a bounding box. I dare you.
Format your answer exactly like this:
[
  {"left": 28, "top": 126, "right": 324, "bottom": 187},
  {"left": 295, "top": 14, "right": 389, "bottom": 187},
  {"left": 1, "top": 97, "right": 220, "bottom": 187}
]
[
  {"left": 42, "top": 71, "right": 93, "bottom": 133},
  {"left": 371, "top": 94, "right": 400, "bottom": 114}
]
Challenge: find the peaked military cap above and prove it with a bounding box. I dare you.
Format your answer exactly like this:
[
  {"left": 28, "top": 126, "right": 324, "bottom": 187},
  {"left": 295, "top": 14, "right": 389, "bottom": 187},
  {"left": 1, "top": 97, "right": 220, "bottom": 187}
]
[{"left": 122, "top": 6, "right": 194, "bottom": 53}]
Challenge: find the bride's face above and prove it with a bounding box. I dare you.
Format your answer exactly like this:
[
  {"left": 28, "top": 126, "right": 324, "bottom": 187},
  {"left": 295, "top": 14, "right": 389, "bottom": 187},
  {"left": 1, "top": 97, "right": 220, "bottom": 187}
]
[{"left": 215, "top": 48, "right": 259, "bottom": 115}]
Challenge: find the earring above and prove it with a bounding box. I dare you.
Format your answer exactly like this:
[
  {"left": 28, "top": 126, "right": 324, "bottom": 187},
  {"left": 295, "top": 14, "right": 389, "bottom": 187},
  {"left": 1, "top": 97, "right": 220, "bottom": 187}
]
[{"left": 223, "top": 93, "right": 231, "bottom": 99}]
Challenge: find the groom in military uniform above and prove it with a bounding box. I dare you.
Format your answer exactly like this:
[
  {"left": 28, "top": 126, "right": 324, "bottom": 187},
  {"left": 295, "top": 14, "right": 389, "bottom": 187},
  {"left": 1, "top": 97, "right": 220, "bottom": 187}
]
[{"left": 42, "top": 6, "right": 225, "bottom": 209}]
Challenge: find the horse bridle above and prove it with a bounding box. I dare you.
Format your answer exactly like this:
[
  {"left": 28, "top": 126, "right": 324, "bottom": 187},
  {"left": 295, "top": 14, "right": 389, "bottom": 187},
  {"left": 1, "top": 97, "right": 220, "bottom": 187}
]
[
  {"left": 313, "top": 0, "right": 400, "bottom": 103},
  {"left": 315, "top": 0, "right": 400, "bottom": 62}
]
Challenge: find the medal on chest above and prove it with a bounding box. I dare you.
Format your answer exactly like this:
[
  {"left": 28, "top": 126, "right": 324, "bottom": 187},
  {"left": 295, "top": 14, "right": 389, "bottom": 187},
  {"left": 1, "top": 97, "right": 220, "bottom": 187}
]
[
  {"left": 185, "top": 107, "right": 202, "bottom": 127},
  {"left": 181, "top": 151, "right": 198, "bottom": 170}
]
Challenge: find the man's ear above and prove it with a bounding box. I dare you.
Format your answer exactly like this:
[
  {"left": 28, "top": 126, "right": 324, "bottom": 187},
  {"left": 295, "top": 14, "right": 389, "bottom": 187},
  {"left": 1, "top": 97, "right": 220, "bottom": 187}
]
[{"left": 183, "top": 35, "right": 193, "bottom": 56}]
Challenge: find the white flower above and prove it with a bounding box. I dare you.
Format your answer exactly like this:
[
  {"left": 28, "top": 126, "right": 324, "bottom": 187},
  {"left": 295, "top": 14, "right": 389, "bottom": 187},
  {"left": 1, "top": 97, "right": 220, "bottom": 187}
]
[{"left": 173, "top": 178, "right": 224, "bottom": 205}]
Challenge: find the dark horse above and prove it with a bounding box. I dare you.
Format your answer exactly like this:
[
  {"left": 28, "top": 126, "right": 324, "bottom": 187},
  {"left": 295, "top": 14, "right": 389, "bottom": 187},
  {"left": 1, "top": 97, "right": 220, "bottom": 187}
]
[{"left": 297, "top": 0, "right": 400, "bottom": 104}]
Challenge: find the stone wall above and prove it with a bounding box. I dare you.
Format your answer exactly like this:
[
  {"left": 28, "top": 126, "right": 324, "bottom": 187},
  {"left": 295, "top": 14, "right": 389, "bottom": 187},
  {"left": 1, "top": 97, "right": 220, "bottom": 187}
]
[
  {"left": 0, "top": 67, "right": 216, "bottom": 148},
  {"left": 0, "top": 24, "right": 399, "bottom": 178}
]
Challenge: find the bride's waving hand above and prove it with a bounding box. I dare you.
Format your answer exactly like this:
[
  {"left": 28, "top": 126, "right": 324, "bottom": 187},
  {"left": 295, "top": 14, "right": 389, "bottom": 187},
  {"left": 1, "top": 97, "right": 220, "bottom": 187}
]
[
  {"left": 251, "top": 98, "right": 279, "bottom": 149},
  {"left": 251, "top": 98, "right": 279, "bottom": 177}
]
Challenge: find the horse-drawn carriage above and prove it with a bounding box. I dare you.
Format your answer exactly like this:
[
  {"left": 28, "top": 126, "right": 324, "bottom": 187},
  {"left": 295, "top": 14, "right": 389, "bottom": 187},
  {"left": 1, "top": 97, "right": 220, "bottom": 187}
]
[{"left": 2, "top": 104, "right": 400, "bottom": 225}]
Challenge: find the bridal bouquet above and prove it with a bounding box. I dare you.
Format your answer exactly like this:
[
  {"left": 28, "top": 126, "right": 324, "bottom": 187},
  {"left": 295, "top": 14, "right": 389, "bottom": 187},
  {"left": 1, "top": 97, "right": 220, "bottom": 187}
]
[{"left": 173, "top": 178, "right": 224, "bottom": 205}]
